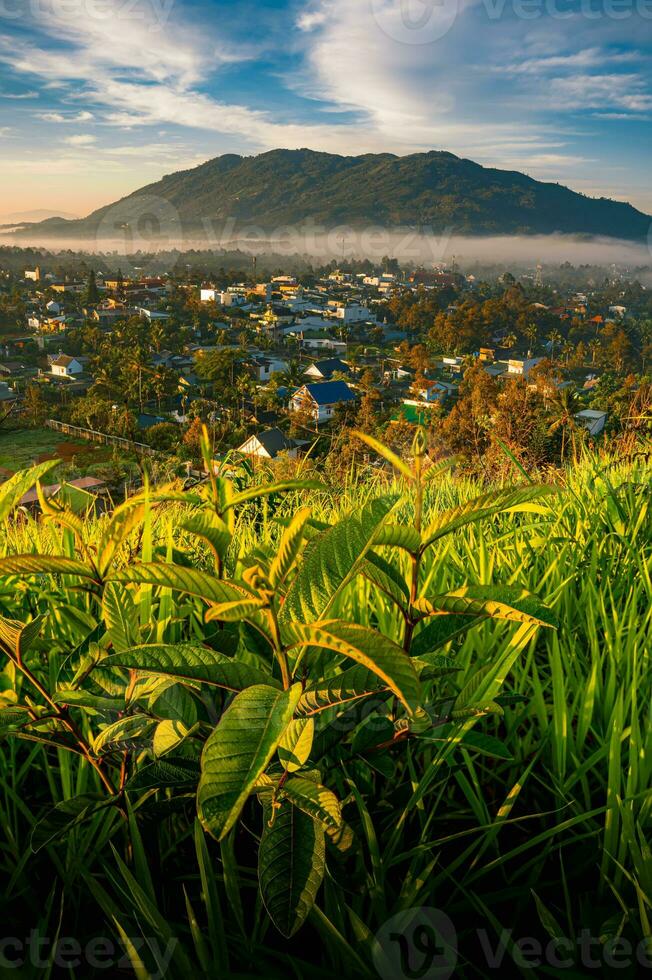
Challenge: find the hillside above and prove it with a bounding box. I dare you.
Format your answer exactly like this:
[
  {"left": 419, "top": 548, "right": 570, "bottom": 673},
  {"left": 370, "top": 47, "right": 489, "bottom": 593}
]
[{"left": 10, "top": 148, "right": 652, "bottom": 241}]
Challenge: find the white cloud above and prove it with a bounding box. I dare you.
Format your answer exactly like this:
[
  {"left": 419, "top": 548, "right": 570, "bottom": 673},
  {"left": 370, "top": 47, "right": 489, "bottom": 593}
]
[
  {"left": 63, "top": 133, "right": 96, "bottom": 146},
  {"left": 36, "top": 110, "right": 94, "bottom": 123}
]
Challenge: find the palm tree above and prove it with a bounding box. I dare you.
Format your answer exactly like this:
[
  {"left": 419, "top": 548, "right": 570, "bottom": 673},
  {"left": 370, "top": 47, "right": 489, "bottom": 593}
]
[
  {"left": 503, "top": 333, "right": 517, "bottom": 350},
  {"left": 588, "top": 339, "right": 601, "bottom": 367},
  {"left": 525, "top": 323, "right": 538, "bottom": 354},
  {"left": 548, "top": 329, "right": 563, "bottom": 362},
  {"left": 547, "top": 387, "right": 581, "bottom": 462}
]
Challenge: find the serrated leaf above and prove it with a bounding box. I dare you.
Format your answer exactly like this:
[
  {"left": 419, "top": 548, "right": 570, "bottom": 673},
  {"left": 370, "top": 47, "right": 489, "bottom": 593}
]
[
  {"left": 111, "top": 563, "right": 252, "bottom": 604},
  {"left": 0, "top": 555, "right": 95, "bottom": 578},
  {"left": 373, "top": 524, "right": 421, "bottom": 553},
  {"left": 278, "top": 719, "right": 314, "bottom": 772},
  {"left": 198, "top": 684, "right": 301, "bottom": 840},
  {"left": 287, "top": 621, "right": 420, "bottom": 713},
  {"left": 361, "top": 553, "right": 409, "bottom": 610},
  {"left": 417, "top": 586, "right": 556, "bottom": 629},
  {"left": 182, "top": 510, "right": 232, "bottom": 562},
  {"left": 280, "top": 496, "right": 397, "bottom": 626},
  {"left": 125, "top": 757, "right": 199, "bottom": 791},
  {"left": 410, "top": 616, "right": 479, "bottom": 657},
  {"left": 100, "top": 644, "right": 277, "bottom": 692},
  {"left": 296, "top": 663, "right": 385, "bottom": 717},
  {"left": 93, "top": 714, "right": 157, "bottom": 755},
  {"left": 53, "top": 690, "right": 124, "bottom": 714},
  {"left": 205, "top": 598, "right": 267, "bottom": 623},
  {"left": 227, "top": 479, "right": 325, "bottom": 510},
  {"left": 97, "top": 498, "right": 147, "bottom": 576},
  {"left": 259, "top": 800, "right": 325, "bottom": 938},
  {"left": 280, "top": 776, "right": 342, "bottom": 830},
  {"left": 0, "top": 614, "right": 45, "bottom": 660},
  {"left": 102, "top": 582, "right": 138, "bottom": 653}
]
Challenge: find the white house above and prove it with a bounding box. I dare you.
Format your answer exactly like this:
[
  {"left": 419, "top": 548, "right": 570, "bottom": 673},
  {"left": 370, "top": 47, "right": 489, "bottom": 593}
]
[
  {"left": 49, "top": 354, "right": 84, "bottom": 378},
  {"left": 304, "top": 358, "right": 350, "bottom": 381},
  {"left": 200, "top": 288, "right": 217, "bottom": 303},
  {"left": 249, "top": 356, "right": 288, "bottom": 382},
  {"left": 576, "top": 409, "right": 608, "bottom": 436},
  {"left": 289, "top": 381, "right": 357, "bottom": 425},
  {"left": 331, "top": 302, "right": 371, "bottom": 324},
  {"left": 237, "top": 428, "right": 299, "bottom": 460},
  {"left": 507, "top": 356, "right": 543, "bottom": 378}
]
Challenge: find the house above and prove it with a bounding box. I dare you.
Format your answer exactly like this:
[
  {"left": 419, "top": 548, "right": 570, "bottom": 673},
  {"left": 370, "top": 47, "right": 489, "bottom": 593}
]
[
  {"left": 0, "top": 362, "right": 25, "bottom": 379},
  {"left": 576, "top": 409, "right": 608, "bottom": 436},
  {"left": 49, "top": 354, "right": 84, "bottom": 378},
  {"left": 304, "top": 358, "right": 350, "bottom": 381},
  {"left": 0, "top": 382, "right": 17, "bottom": 402},
  {"left": 249, "top": 355, "right": 288, "bottom": 382},
  {"left": 137, "top": 308, "right": 170, "bottom": 322},
  {"left": 18, "top": 477, "right": 107, "bottom": 513},
  {"left": 330, "top": 302, "right": 372, "bottom": 324},
  {"left": 289, "top": 381, "right": 357, "bottom": 424},
  {"left": 237, "top": 427, "right": 300, "bottom": 460},
  {"left": 507, "top": 356, "right": 543, "bottom": 378}
]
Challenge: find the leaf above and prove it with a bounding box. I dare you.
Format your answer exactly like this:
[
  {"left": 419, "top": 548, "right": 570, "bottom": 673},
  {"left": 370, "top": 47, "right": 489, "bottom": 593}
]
[
  {"left": 102, "top": 582, "right": 138, "bottom": 653},
  {"left": 280, "top": 496, "right": 397, "bottom": 626},
  {"left": 269, "top": 507, "right": 312, "bottom": 588},
  {"left": 205, "top": 599, "right": 267, "bottom": 623},
  {"left": 410, "top": 616, "right": 478, "bottom": 657},
  {"left": 227, "top": 479, "right": 325, "bottom": 510},
  {"left": 361, "top": 553, "right": 409, "bottom": 610},
  {"left": 182, "top": 510, "right": 232, "bottom": 562},
  {"left": 351, "top": 431, "right": 415, "bottom": 481},
  {"left": 153, "top": 720, "right": 190, "bottom": 758},
  {"left": 197, "top": 684, "right": 301, "bottom": 841},
  {"left": 0, "top": 459, "right": 60, "bottom": 523},
  {"left": 31, "top": 795, "right": 114, "bottom": 852},
  {"left": 373, "top": 524, "right": 421, "bottom": 553},
  {"left": 286, "top": 621, "right": 420, "bottom": 713},
  {"left": 258, "top": 799, "right": 325, "bottom": 938},
  {"left": 422, "top": 485, "right": 557, "bottom": 549},
  {"left": 93, "top": 714, "right": 157, "bottom": 755},
  {"left": 416, "top": 586, "right": 557, "bottom": 629},
  {"left": 278, "top": 719, "right": 314, "bottom": 772},
  {"left": 0, "top": 555, "right": 95, "bottom": 578},
  {"left": 296, "top": 664, "right": 386, "bottom": 717},
  {"left": 53, "top": 690, "right": 124, "bottom": 714},
  {"left": 0, "top": 614, "right": 45, "bottom": 660},
  {"left": 280, "top": 776, "right": 342, "bottom": 830},
  {"left": 97, "top": 498, "right": 147, "bottom": 576},
  {"left": 111, "top": 563, "right": 252, "bottom": 604},
  {"left": 125, "top": 757, "right": 199, "bottom": 791},
  {"left": 100, "top": 644, "right": 277, "bottom": 692}
]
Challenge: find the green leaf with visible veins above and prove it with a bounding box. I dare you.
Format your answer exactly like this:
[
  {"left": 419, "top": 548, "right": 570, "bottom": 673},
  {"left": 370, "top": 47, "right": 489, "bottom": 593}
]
[
  {"left": 198, "top": 684, "right": 301, "bottom": 841},
  {"left": 99, "top": 644, "right": 277, "bottom": 692},
  {"left": 258, "top": 799, "right": 325, "bottom": 937},
  {"left": 280, "top": 496, "right": 397, "bottom": 627}
]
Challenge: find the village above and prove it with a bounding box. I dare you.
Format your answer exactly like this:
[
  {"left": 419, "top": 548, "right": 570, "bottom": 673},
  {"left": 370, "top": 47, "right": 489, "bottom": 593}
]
[{"left": 0, "top": 254, "right": 648, "bottom": 506}]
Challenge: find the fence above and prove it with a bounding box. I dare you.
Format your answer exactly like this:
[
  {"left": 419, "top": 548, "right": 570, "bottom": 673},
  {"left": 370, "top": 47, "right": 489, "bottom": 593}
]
[{"left": 45, "top": 419, "right": 161, "bottom": 457}]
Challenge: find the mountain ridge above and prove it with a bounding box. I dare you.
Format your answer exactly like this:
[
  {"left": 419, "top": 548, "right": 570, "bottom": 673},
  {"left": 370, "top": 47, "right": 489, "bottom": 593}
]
[{"left": 9, "top": 148, "right": 652, "bottom": 242}]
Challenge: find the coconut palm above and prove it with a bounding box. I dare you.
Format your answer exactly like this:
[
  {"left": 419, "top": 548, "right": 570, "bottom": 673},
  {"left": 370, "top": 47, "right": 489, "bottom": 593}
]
[
  {"left": 547, "top": 386, "right": 581, "bottom": 461},
  {"left": 548, "top": 329, "right": 563, "bottom": 362}
]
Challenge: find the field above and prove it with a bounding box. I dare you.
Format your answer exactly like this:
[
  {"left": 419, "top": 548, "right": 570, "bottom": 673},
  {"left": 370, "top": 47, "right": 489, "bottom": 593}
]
[
  {"left": 0, "top": 442, "right": 650, "bottom": 978},
  {"left": 0, "top": 427, "right": 111, "bottom": 473}
]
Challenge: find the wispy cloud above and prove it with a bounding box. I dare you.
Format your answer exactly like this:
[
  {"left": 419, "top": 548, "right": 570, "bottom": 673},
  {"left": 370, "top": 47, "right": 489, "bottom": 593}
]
[{"left": 36, "top": 110, "right": 94, "bottom": 123}]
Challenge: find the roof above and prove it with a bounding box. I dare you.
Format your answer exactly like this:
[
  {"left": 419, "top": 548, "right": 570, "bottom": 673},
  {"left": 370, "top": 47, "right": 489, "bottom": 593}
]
[
  {"left": 306, "top": 358, "right": 350, "bottom": 378},
  {"left": 19, "top": 477, "right": 106, "bottom": 506},
  {"left": 302, "top": 381, "right": 357, "bottom": 405},
  {"left": 50, "top": 354, "right": 77, "bottom": 367},
  {"left": 245, "top": 428, "right": 297, "bottom": 458}
]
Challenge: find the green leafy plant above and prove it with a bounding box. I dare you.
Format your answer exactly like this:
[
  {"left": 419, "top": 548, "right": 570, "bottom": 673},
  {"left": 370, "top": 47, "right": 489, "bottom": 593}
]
[{"left": 0, "top": 428, "right": 558, "bottom": 941}]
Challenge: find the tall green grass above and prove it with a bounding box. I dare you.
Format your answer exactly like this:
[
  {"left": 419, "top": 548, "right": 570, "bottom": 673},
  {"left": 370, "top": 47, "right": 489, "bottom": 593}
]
[{"left": 0, "top": 450, "right": 650, "bottom": 977}]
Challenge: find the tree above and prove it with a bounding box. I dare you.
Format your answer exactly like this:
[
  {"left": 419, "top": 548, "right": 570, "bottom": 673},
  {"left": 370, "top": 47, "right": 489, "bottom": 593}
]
[
  {"left": 547, "top": 387, "right": 581, "bottom": 462},
  {"left": 548, "top": 329, "right": 563, "bottom": 362},
  {"left": 23, "top": 384, "right": 48, "bottom": 427},
  {"left": 84, "top": 269, "right": 100, "bottom": 307}
]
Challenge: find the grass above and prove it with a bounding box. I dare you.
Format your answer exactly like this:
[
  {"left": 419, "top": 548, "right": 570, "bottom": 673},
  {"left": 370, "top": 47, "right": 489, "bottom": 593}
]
[
  {"left": 0, "top": 426, "right": 111, "bottom": 473},
  {"left": 0, "top": 448, "right": 650, "bottom": 977}
]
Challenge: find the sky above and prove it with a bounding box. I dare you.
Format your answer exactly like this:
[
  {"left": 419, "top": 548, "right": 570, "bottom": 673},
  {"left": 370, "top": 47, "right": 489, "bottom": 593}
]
[{"left": 0, "top": 0, "right": 650, "bottom": 218}]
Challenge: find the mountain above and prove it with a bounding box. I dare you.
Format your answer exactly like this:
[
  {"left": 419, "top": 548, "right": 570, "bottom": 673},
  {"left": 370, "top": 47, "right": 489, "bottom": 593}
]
[
  {"left": 2, "top": 208, "right": 79, "bottom": 223},
  {"left": 12, "top": 149, "right": 652, "bottom": 242}
]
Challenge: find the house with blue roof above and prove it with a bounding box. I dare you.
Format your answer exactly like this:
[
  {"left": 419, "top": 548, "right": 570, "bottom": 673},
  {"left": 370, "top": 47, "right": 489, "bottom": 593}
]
[{"left": 289, "top": 380, "right": 357, "bottom": 425}]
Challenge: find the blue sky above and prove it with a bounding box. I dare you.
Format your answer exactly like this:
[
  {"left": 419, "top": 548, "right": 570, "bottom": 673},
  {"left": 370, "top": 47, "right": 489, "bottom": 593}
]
[{"left": 0, "top": 0, "right": 650, "bottom": 217}]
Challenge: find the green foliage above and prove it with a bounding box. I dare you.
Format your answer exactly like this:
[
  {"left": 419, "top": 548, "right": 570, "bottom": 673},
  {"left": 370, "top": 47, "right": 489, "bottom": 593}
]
[{"left": 0, "top": 433, "right": 649, "bottom": 973}]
